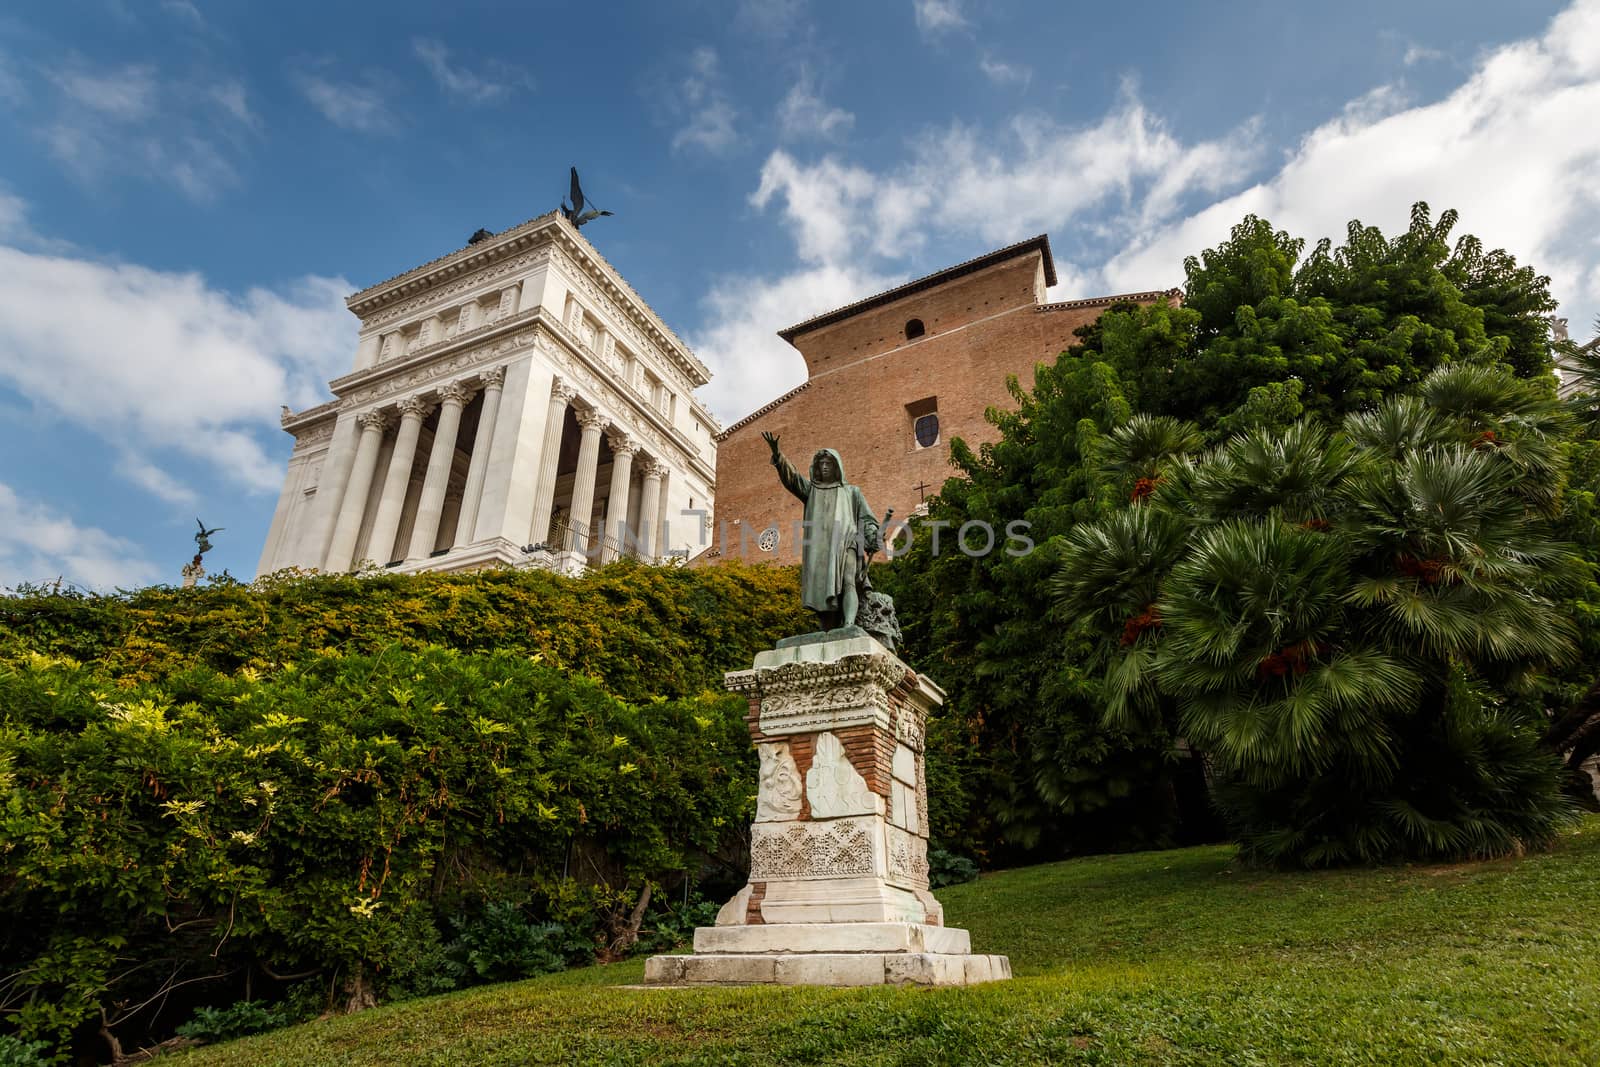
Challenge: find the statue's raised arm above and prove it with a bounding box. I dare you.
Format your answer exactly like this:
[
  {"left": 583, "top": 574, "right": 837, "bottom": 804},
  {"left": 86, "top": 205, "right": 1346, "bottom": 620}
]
[{"left": 763, "top": 431, "right": 810, "bottom": 503}]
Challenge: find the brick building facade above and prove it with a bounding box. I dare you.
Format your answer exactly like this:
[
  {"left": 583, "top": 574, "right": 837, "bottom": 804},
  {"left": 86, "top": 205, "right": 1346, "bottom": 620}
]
[{"left": 706, "top": 235, "right": 1176, "bottom": 565}]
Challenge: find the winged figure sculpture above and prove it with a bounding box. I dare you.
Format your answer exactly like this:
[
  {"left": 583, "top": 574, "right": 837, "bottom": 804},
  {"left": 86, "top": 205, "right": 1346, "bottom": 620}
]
[{"left": 561, "top": 167, "right": 614, "bottom": 228}]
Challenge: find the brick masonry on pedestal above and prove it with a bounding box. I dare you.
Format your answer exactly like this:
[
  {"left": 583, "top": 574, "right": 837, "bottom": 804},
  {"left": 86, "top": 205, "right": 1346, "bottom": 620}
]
[
  {"left": 643, "top": 635, "right": 1009, "bottom": 986},
  {"left": 722, "top": 636, "right": 944, "bottom": 926}
]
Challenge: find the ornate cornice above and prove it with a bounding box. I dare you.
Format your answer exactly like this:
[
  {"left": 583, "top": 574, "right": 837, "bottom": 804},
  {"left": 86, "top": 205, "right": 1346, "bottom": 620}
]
[{"left": 344, "top": 213, "right": 709, "bottom": 390}]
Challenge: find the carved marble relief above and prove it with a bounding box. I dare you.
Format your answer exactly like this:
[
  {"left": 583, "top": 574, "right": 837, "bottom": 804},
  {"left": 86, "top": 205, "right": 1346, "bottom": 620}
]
[
  {"left": 755, "top": 742, "right": 803, "bottom": 822},
  {"left": 805, "top": 732, "right": 876, "bottom": 819},
  {"left": 885, "top": 824, "right": 931, "bottom": 889},
  {"left": 749, "top": 817, "right": 875, "bottom": 881}
]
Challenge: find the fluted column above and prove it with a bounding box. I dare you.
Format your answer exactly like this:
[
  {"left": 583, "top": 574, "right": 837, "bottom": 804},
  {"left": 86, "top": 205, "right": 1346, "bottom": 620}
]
[
  {"left": 636, "top": 458, "right": 664, "bottom": 562},
  {"left": 325, "top": 410, "right": 389, "bottom": 572},
  {"left": 527, "top": 378, "right": 578, "bottom": 547},
  {"left": 564, "top": 408, "right": 608, "bottom": 555},
  {"left": 408, "top": 382, "right": 472, "bottom": 561},
  {"left": 367, "top": 396, "right": 431, "bottom": 566},
  {"left": 601, "top": 431, "right": 638, "bottom": 563},
  {"left": 454, "top": 368, "right": 504, "bottom": 547}
]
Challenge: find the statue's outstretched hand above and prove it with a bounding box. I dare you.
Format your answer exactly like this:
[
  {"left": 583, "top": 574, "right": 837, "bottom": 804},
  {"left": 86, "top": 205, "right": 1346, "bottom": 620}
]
[{"left": 761, "top": 431, "right": 780, "bottom": 457}]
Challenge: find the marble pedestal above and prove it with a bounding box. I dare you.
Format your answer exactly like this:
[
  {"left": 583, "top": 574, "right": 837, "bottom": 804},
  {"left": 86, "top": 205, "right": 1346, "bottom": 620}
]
[{"left": 644, "top": 634, "right": 1009, "bottom": 987}]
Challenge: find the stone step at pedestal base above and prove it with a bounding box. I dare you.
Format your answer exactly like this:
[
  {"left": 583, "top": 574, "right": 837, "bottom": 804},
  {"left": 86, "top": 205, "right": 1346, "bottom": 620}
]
[{"left": 643, "top": 923, "right": 1011, "bottom": 987}]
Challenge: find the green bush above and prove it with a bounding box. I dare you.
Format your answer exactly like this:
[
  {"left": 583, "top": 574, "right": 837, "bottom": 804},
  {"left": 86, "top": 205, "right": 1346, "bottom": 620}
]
[
  {"left": 0, "top": 1035, "right": 50, "bottom": 1067},
  {"left": 174, "top": 1002, "right": 293, "bottom": 1044},
  {"left": 452, "top": 903, "right": 574, "bottom": 982},
  {"left": 0, "top": 561, "right": 806, "bottom": 702},
  {"left": 927, "top": 848, "right": 979, "bottom": 888},
  {"left": 0, "top": 643, "right": 761, "bottom": 1056}
]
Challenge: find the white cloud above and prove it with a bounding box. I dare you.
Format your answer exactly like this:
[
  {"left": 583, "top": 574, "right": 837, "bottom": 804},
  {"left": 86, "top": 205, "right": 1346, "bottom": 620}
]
[
  {"left": 693, "top": 264, "right": 900, "bottom": 420},
  {"left": 116, "top": 455, "right": 200, "bottom": 507},
  {"left": 49, "top": 63, "right": 158, "bottom": 120},
  {"left": 752, "top": 89, "right": 1259, "bottom": 265},
  {"left": 695, "top": 87, "right": 1256, "bottom": 421},
  {"left": 671, "top": 47, "right": 739, "bottom": 155},
  {"left": 0, "top": 189, "right": 29, "bottom": 241},
  {"left": 1402, "top": 44, "right": 1446, "bottom": 66},
  {"left": 1102, "top": 0, "right": 1600, "bottom": 332},
  {"left": 0, "top": 236, "right": 353, "bottom": 495},
  {"left": 776, "top": 71, "right": 854, "bottom": 141},
  {"left": 736, "top": 0, "right": 808, "bottom": 36},
  {"left": 412, "top": 38, "right": 532, "bottom": 104},
  {"left": 913, "top": 0, "right": 967, "bottom": 35},
  {"left": 161, "top": 0, "right": 204, "bottom": 25},
  {"left": 0, "top": 482, "right": 160, "bottom": 591},
  {"left": 292, "top": 69, "right": 395, "bottom": 133},
  {"left": 27, "top": 57, "right": 252, "bottom": 202},
  {"left": 208, "top": 79, "right": 257, "bottom": 129},
  {"left": 978, "top": 52, "right": 1031, "bottom": 88}
]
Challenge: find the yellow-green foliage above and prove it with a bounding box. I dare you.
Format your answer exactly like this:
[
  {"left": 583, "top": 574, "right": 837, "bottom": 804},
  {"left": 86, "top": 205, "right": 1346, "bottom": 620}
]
[
  {"left": 0, "top": 561, "right": 806, "bottom": 699},
  {"left": 0, "top": 561, "right": 805, "bottom": 1059}
]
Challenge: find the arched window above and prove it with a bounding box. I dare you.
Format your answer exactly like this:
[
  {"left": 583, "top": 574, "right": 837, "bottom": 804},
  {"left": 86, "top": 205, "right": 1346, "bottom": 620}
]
[{"left": 904, "top": 318, "right": 925, "bottom": 340}]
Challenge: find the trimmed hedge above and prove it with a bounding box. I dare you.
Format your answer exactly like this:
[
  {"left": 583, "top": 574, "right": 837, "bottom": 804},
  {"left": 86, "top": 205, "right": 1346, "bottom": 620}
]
[{"left": 0, "top": 562, "right": 808, "bottom": 1061}]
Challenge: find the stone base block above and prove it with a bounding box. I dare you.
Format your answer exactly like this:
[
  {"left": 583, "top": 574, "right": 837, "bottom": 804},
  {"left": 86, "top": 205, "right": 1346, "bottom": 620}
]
[
  {"left": 645, "top": 923, "right": 1009, "bottom": 987},
  {"left": 643, "top": 950, "right": 1011, "bottom": 987},
  {"left": 693, "top": 922, "right": 970, "bottom": 956}
]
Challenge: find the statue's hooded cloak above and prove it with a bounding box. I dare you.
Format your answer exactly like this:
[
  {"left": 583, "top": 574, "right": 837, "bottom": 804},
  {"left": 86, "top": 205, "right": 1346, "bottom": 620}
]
[{"left": 772, "top": 448, "right": 879, "bottom": 616}]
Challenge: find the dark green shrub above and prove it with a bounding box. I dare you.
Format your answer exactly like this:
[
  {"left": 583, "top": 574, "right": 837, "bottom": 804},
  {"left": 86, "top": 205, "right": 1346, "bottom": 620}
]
[
  {"left": 174, "top": 1002, "right": 292, "bottom": 1044},
  {"left": 451, "top": 903, "right": 573, "bottom": 982},
  {"left": 928, "top": 848, "right": 980, "bottom": 888}
]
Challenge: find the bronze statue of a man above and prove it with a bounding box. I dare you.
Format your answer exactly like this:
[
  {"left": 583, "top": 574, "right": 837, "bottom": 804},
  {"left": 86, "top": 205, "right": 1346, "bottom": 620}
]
[{"left": 763, "top": 432, "right": 881, "bottom": 630}]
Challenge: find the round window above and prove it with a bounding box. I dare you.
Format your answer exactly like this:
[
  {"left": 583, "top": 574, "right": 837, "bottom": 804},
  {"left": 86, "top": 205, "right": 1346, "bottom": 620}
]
[
  {"left": 757, "top": 526, "right": 780, "bottom": 552},
  {"left": 914, "top": 413, "right": 939, "bottom": 448}
]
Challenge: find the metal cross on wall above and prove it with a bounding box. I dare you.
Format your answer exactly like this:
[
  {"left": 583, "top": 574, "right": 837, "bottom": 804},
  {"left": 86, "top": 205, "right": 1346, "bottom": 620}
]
[{"left": 913, "top": 481, "right": 933, "bottom": 502}]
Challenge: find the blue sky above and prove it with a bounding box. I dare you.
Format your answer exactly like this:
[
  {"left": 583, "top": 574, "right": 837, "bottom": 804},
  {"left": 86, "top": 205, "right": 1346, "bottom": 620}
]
[{"left": 1, "top": 0, "right": 1597, "bottom": 589}]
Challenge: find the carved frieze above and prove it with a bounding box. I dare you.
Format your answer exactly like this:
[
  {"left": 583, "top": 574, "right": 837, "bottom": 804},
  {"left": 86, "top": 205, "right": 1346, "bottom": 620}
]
[
  {"left": 805, "top": 732, "right": 877, "bottom": 819},
  {"left": 361, "top": 249, "right": 551, "bottom": 330},
  {"left": 343, "top": 329, "right": 540, "bottom": 407},
  {"left": 728, "top": 653, "right": 907, "bottom": 737},
  {"left": 755, "top": 742, "right": 803, "bottom": 823},
  {"left": 749, "top": 816, "right": 876, "bottom": 882},
  {"left": 885, "top": 824, "right": 930, "bottom": 890},
  {"left": 290, "top": 420, "right": 336, "bottom": 452}
]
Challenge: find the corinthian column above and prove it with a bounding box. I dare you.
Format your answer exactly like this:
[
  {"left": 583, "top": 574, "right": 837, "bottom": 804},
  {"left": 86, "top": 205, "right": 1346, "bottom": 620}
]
[
  {"left": 453, "top": 368, "right": 504, "bottom": 547},
  {"left": 565, "top": 408, "right": 608, "bottom": 555},
  {"left": 325, "top": 410, "right": 389, "bottom": 572},
  {"left": 636, "top": 458, "right": 664, "bottom": 562},
  {"left": 526, "top": 378, "right": 578, "bottom": 547},
  {"left": 366, "top": 396, "right": 431, "bottom": 566},
  {"left": 601, "top": 430, "right": 638, "bottom": 563},
  {"left": 408, "top": 382, "right": 472, "bottom": 561}
]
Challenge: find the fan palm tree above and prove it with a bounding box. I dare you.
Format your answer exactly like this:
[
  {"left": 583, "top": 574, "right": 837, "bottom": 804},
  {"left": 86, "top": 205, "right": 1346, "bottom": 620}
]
[{"left": 1057, "top": 363, "right": 1578, "bottom": 866}]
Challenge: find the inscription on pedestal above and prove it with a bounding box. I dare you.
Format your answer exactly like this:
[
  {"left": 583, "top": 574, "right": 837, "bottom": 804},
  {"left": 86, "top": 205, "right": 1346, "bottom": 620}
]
[{"left": 806, "top": 732, "right": 878, "bottom": 818}]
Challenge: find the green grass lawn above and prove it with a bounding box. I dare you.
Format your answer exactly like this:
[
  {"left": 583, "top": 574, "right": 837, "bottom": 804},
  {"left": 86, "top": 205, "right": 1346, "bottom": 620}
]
[{"left": 172, "top": 817, "right": 1600, "bottom": 1066}]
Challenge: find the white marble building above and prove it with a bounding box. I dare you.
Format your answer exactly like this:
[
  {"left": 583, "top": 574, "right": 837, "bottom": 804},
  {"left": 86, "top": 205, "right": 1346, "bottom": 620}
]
[{"left": 257, "top": 212, "right": 718, "bottom": 577}]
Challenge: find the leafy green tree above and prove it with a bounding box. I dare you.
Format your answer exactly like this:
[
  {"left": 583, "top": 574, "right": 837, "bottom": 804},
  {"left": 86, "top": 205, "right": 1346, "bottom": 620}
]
[
  {"left": 884, "top": 203, "right": 1566, "bottom": 862},
  {"left": 1056, "top": 363, "right": 1578, "bottom": 865}
]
